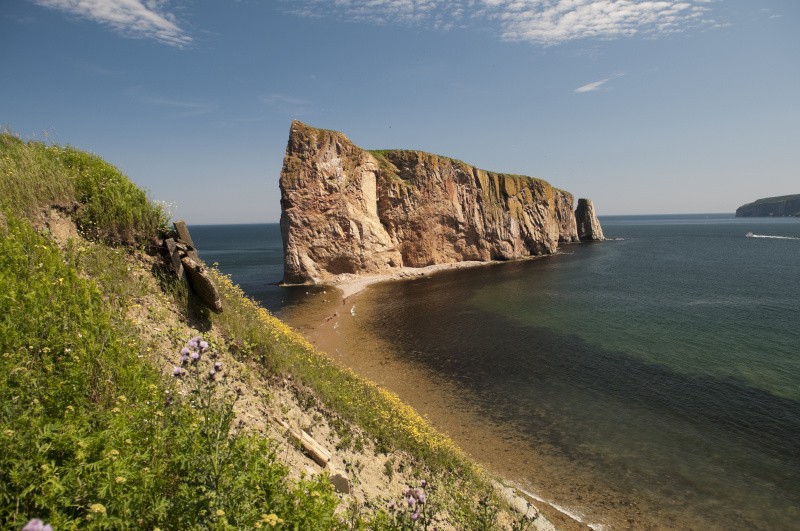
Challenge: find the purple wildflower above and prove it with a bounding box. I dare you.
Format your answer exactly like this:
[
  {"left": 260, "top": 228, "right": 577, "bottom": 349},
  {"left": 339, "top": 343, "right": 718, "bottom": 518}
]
[
  {"left": 388, "top": 502, "right": 395, "bottom": 510},
  {"left": 407, "top": 496, "right": 415, "bottom": 507},
  {"left": 190, "top": 352, "right": 200, "bottom": 361},
  {"left": 22, "top": 520, "right": 53, "bottom": 531},
  {"left": 420, "top": 480, "right": 427, "bottom": 487},
  {"left": 173, "top": 367, "right": 181, "bottom": 376},
  {"left": 418, "top": 492, "right": 426, "bottom": 504},
  {"left": 180, "top": 347, "right": 190, "bottom": 355},
  {"left": 411, "top": 510, "right": 420, "bottom": 521},
  {"left": 209, "top": 369, "right": 216, "bottom": 376},
  {"left": 179, "top": 355, "right": 188, "bottom": 364},
  {"left": 199, "top": 341, "right": 208, "bottom": 350},
  {"left": 214, "top": 362, "right": 222, "bottom": 370}
]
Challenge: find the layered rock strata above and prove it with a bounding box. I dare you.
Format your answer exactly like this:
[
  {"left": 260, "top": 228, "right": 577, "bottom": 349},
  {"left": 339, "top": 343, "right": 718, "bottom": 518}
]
[{"left": 280, "top": 121, "right": 602, "bottom": 284}]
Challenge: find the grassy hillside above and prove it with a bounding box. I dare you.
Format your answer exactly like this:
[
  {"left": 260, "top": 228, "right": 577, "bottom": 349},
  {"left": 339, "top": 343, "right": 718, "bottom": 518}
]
[{"left": 0, "top": 132, "right": 544, "bottom": 530}]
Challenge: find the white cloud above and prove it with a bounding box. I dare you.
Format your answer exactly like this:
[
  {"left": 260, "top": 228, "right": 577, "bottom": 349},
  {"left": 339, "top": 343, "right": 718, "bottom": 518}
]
[
  {"left": 575, "top": 71, "right": 625, "bottom": 93},
  {"left": 283, "top": 0, "right": 717, "bottom": 45},
  {"left": 261, "top": 94, "right": 313, "bottom": 115},
  {"left": 32, "top": 0, "right": 192, "bottom": 47},
  {"left": 125, "top": 86, "right": 217, "bottom": 116}
]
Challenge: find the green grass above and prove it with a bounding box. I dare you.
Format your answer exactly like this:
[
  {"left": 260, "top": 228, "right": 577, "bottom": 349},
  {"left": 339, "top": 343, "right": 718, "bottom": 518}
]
[{"left": 0, "top": 132, "right": 170, "bottom": 245}]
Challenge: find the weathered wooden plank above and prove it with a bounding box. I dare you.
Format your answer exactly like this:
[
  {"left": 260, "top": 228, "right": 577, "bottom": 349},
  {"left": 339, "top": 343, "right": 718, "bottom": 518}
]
[
  {"left": 173, "top": 220, "right": 199, "bottom": 261},
  {"left": 275, "top": 417, "right": 331, "bottom": 467},
  {"left": 181, "top": 257, "right": 223, "bottom": 314},
  {"left": 164, "top": 238, "right": 185, "bottom": 281}
]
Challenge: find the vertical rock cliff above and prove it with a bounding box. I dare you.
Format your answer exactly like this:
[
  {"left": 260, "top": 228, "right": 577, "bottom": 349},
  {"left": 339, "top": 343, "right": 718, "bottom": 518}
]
[
  {"left": 575, "top": 198, "right": 605, "bottom": 241},
  {"left": 280, "top": 121, "right": 600, "bottom": 284}
]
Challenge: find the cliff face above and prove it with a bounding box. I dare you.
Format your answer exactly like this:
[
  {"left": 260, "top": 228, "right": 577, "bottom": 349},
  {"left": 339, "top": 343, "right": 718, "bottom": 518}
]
[
  {"left": 736, "top": 195, "right": 800, "bottom": 217},
  {"left": 280, "top": 121, "right": 598, "bottom": 284}
]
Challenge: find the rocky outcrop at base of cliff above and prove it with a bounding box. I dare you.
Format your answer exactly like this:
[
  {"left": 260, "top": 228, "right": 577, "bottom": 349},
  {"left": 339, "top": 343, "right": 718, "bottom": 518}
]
[
  {"left": 280, "top": 121, "right": 601, "bottom": 284},
  {"left": 575, "top": 198, "right": 604, "bottom": 241},
  {"left": 735, "top": 195, "right": 800, "bottom": 217}
]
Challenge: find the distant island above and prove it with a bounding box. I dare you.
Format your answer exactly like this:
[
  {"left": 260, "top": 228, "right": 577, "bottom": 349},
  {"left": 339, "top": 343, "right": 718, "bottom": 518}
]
[{"left": 735, "top": 194, "right": 800, "bottom": 217}]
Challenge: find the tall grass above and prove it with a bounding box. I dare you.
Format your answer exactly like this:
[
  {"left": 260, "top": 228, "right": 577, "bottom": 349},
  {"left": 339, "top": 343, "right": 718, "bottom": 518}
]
[{"left": 0, "top": 132, "right": 169, "bottom": 244}]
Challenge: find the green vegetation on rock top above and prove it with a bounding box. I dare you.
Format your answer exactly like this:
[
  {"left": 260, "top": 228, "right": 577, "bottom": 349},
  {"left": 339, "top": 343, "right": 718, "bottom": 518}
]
[
  {"left": 367, "top": 148, "right": 551, "bottom": 188},
  {"left": 748, "top": 194, "right": 800, "bottom": 205}
]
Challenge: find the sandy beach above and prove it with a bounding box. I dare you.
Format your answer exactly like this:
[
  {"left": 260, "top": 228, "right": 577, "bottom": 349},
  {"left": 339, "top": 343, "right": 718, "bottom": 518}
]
[{"left": 329, "top": 260, "right": 496, "bottom": 300}]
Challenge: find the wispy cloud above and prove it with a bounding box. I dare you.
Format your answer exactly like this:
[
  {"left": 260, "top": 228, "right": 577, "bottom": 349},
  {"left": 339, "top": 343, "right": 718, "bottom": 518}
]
[
  {"left": 125, "top": 86, "right": 217, "bottom": 117},
  {"left": 261, "top": 94, "right": 312, "bottom": 115},
  {"left": 71, "top": 58, "right": 119, "bottom": 77},
  {"left": 31, "top": 0, "right": 192, "bottom": 47},
  {"left": 283, "top": 0, "right": 718, "bottom": 46},
  {"left": 575, "top": 72, "right": 625, "bottom": 93}
]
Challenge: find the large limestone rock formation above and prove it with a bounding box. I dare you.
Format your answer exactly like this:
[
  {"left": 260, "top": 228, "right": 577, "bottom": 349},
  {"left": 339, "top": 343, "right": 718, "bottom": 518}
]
[
  {"left": 575, "top": 198, "right": 605, "bottom": 241},
  {"left": 280, "top": 121, "right": 600, "bottom": 284}
]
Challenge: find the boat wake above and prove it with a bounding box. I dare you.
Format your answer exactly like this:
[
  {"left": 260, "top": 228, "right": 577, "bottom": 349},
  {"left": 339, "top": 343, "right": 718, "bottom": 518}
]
[{"left": 746, "top": 232, "right": 799, "bottom": 240}]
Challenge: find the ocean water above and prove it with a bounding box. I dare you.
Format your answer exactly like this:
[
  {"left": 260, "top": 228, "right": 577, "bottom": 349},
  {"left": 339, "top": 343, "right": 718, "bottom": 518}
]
[
  {"left": 190, "top": 215, "right": 800, "bottom": 530},
  {"left": 187, "top": 223, "right": 308, "bottom": 312}
]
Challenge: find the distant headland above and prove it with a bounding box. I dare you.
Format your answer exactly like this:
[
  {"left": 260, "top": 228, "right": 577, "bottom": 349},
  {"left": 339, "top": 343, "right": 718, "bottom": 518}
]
[
  {"left": 735, "top": 194, "right": 800, "bottom": 217},
  {"left": 279, "top": 121, "right": 603, "bottom": 285}
]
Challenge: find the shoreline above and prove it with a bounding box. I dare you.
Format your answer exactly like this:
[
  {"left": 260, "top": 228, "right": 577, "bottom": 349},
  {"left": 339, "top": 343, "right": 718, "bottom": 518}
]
[
  {"left": 280, "top": 260, "right": 597, "bottom": 531},
  {"left": 331, "top": 260, "right": 497, "bottom": 300}
]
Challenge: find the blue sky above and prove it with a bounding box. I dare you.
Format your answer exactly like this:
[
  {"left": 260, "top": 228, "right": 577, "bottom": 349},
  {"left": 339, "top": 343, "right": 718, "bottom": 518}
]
[{"left": 2, "top": 0, "right": 798, "bottom": 224}]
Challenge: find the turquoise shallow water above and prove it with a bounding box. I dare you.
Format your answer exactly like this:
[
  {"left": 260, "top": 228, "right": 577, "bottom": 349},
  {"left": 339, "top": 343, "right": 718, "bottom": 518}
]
[{"left": 191, "top": 215, "right": 800, "bottom": 530}]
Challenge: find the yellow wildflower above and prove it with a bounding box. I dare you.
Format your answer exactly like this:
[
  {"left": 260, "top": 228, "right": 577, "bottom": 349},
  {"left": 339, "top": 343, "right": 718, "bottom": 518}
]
[
  {"left": 90, "top": 503, "right": 106, "bottom": 514},
  {"left": 262, "top": 513, "right": 283, "bottom": 527}
]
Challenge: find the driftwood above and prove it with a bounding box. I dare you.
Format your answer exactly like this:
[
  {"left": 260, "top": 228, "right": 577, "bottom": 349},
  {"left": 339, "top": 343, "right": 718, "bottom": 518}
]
[
  {"left": 173, "top": 220, "right": 199, "bottom": 261},
  {"left": 181, "top": 257, "right": 223, "bottom": 314},
  {"left": 275, "top": 417, "right": 331, "bottom": 467},
  {"left": 164, "top": 238, "right": 185, "bottom": 281},
  {"left": 163, "top": 221, "right": 222, "bottom": 314}
]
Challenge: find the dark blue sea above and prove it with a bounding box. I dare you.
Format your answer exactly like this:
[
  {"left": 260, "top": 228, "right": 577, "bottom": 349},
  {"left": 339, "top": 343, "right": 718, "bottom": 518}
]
[{"left": 190, "top": 215, "right": 800, "bottom": 530}]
